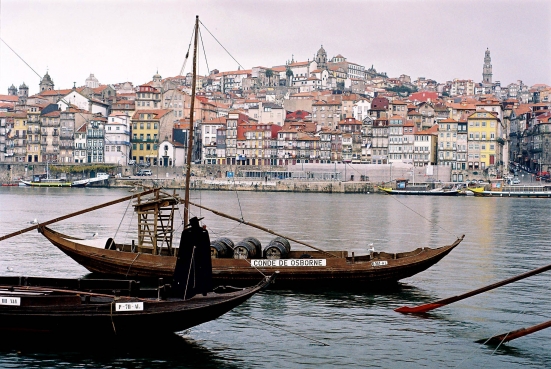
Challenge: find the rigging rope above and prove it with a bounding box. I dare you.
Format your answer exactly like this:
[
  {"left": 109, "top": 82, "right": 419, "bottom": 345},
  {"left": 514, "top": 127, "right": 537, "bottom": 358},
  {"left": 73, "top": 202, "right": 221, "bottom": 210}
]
[
  {"left": 199, "top": 20, "right": 245, "bottom": 70},
  {"left": 383, "top": 191, "right": 461, "bottom": 239}
]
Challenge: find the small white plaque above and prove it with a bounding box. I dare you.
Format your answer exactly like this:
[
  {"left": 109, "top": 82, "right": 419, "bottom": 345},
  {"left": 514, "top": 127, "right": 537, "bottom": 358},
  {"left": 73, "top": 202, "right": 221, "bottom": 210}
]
[
  {"left": 250, "top": 259, "right": 326, "bottom": 267},
  {"left": 0, "top": 296, "right": 21, "bottom": 306},
  {"left": 115, "top": 302, "right": 144, "bottom": 311},
  {"left": 371, "top": 261, "right": 388, "bottom": 267}
]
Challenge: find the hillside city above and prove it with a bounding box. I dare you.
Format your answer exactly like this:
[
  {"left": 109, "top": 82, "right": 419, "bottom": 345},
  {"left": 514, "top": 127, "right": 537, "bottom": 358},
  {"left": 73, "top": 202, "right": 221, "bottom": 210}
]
[{"left": 0, "top": 46, "right": 550, "bottom": 183}]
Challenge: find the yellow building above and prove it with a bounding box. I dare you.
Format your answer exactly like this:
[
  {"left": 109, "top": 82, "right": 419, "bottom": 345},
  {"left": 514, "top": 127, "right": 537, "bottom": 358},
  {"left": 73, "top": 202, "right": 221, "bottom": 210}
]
[
  {"left": 131, "top": 109, "right": 173, "bottom": 165},
  {"left": 467, "top": 111, "right": 501, "bottom": 173},
  {"left": 12, "top": 112, "right": 28, "bottom": 162},
  {"left": 26, "top": 105, "right": 42, "bottom": 162}
]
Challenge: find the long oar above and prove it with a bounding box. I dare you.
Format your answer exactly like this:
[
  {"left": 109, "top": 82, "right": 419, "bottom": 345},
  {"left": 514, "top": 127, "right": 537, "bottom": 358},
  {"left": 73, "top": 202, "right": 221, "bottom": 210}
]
[
  {"left": 395, "top": 262, "right": 551, "bottom": 313},
  {"left": 0, "top": 189, "right": 155, "bottom": 242},
  {"left": 188, "top": 201, "right": 339, "bottom": 258},
  {"left": 477, "top": 319, "right": 551, "bottom": 345}
]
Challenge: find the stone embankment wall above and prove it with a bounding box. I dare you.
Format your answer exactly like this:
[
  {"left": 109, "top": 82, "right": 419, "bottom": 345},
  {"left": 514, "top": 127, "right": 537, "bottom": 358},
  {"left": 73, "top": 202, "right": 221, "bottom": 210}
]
[
  {"left": 0, "top": 162, "right": 453, "bottom": 193},
  {"left": 111, "top": 177, "right": 375, "bottom": 193}
]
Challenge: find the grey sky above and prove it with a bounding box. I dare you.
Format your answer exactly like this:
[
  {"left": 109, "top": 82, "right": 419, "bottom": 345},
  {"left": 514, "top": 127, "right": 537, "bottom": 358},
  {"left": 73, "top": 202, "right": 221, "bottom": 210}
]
[{"left": 1, "top": 0, "right": 549, "bottom": 96}]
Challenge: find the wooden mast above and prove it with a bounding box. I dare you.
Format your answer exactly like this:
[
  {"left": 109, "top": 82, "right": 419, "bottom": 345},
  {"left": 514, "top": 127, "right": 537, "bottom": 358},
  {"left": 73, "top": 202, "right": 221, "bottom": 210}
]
[{"left": 184, "top": 15, "right": 199, "bottom": 226}]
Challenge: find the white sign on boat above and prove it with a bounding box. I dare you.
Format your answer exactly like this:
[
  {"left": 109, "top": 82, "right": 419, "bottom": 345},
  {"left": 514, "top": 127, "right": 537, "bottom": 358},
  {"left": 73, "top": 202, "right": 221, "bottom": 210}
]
[
  {"left": 0, "top": 296, "right": 21, "bottom": 306},
  {"left": 250, "top": 259, "right": 327, "bottom": 267},
  {"left": 371, "top": 261, "right": 388, "bottom": 267},
  {"left": 115, "top": 302, "right": 144, "bottom": 311}
]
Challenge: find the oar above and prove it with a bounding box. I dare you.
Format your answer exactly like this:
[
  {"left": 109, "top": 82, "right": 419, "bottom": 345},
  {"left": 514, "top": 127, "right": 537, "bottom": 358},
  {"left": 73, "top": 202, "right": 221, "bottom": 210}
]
[
  {"left": 0, "top": 189, "right": 155, "bottom": 242},
  {"left": 395, "top": 262, "right": 551, "bottom": 314},
  {"left": 477, "top": 319, "right": 551, "bottom": 345},
  {"left": 188, "top": 201, "right": 339, "bottom": 258}
]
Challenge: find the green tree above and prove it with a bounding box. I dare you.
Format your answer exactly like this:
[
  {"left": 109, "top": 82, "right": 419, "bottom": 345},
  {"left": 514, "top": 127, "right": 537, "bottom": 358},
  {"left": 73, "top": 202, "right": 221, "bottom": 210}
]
[
  {"left": 285, "top": 67, "right": 293, "bottom": 86},
  {"left": 265, "top": 69, "right": 274, "bottom": 87}
]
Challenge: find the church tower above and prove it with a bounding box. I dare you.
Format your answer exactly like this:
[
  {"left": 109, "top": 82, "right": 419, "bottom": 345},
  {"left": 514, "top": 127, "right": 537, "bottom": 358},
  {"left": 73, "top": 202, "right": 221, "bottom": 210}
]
[
  {"left": 40, "top": 71, "right": 55, "bottom": 92},
  {"left": 17, "top": 82, "right": 28, "bottom": 106},
  {"left": 8, "top": 84, "right": 17, "bottom": 96},
  {"left": 315, "top": 45, "right": 327, "bottom": 70},
  {"left": 152, "top": 71, "right": 163, "bottom": 89},
  {"left": 482, "top": 48, "right": 492, "bottom": 91}
]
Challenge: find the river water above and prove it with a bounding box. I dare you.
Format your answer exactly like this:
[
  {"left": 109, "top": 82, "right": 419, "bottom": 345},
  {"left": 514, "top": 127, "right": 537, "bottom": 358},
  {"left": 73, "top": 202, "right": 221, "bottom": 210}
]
[{"left": 0, "top": 187, "right": 550, "bottom": 368}]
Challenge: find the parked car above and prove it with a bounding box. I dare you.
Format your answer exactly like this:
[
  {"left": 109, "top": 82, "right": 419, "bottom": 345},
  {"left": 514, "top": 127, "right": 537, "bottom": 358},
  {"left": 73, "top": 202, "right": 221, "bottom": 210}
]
[
  {"left": 136, "top": 169, "right": 152, "bottom": 176},
  {"left": 512, "top": 177, "right": 521, "bottom": 184}
]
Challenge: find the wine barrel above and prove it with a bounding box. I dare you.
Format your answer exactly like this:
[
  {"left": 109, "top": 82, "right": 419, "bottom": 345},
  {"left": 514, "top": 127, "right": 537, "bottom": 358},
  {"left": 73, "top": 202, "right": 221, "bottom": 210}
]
[
  {"left": 242, "top": 237, "right": 262, "bottom": 257},
  {"left": 263, "top": 237, "right": 291, "bottom": 259},
  {"left": 210, "top": 237, "right": 234, "bottom": 258},
  {"left": 233, "top": 238, "right": 260, "bottom": 259},
  {"left": 217, "top": 237, "right": 234, "bottom": 255}
]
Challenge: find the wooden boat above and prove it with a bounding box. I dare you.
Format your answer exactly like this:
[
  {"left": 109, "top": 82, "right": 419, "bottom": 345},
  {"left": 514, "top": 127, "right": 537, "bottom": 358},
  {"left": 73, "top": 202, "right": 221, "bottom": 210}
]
[
  {"left": 20, "top": 178, "right": 80, "bottom": 187},
  {"left": 470, "top": 184, "right": 551, "bottom": 198},
  {"left": 378, "top": 186, "right": 461, "bottom": 196},
  {"left": 378, "top": 178, "right": 461, "bottom": 196},
  {"left": 0, "top": 217, "right": 273, "bottom": 336},
  {"left": 19, "top": 174, "right": 108, "bottom": 187},
  {"left": 35, "top": 189, "right": 463, "bottom": 289}
]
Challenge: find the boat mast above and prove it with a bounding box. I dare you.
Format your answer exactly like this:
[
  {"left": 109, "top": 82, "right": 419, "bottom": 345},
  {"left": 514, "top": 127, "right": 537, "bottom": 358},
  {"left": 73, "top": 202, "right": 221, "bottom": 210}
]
[{"left": 184, "top": 15, "right": 199, "bottom": 226}]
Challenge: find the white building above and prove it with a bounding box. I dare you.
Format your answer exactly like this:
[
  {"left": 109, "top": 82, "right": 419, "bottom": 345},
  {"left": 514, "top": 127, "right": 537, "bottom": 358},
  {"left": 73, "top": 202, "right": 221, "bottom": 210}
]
[
  {"left": 201, "top": 117, "right": 226, "bottom": 164},
  {"left": 104, "top": 113, "right": 131, "bottom": 166},
  {"left": 74, "top": 123, "right": 87, "bottom": 163},
  {"left": 158, "top": 140, "right": 186, "bottom": 167},
  {"left": 57, "top": 90, "right": 109, "bottom": 117}
]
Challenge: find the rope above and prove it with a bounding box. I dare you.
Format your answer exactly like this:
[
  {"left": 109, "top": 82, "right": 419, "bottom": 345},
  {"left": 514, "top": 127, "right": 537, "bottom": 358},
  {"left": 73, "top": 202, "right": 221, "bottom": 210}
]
[
  {"left": 110, "top": 300, "right": 117, "bottom": 335},
  {"left": 382, "top": 191, "right": 460, "bottom": 239},
  {"left": 183, "top": 246, "right": 196, "bottom": 300},
  {"left": 125, "top": 252, "right": 141, "bottom": 277},
  {"left": 113, "top": 192, "right": 136, "bottom": 241},
  {"left": 199, "top": 20, "right": 244, "bottom": 70}
]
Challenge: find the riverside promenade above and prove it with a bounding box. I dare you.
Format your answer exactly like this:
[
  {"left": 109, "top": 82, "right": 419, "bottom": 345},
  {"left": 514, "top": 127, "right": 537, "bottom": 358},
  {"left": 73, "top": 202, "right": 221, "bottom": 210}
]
[{"left": 0, "top": 162, "right": 453, "bottom": 194}]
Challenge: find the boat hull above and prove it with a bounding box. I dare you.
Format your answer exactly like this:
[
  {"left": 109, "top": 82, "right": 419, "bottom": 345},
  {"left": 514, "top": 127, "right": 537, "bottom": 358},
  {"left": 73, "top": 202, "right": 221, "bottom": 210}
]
[
  {"left": 20, "top": 180, "right": 74, "bottom": 187},
  {"left": 40, "top": 226, "right": 463, "bottom": 289},
  {"left": 379, "top": 187, "right": 461, "bottom": 196},
  {"left": 470, "top": 186, "right": 551, "bottom": 198},
  {"left": 0, "top": 275, "right": 271, "bottom": 336}
]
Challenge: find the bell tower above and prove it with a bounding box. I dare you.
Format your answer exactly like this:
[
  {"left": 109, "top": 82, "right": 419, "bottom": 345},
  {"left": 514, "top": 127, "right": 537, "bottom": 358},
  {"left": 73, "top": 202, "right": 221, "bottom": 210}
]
[{"left": 482, "top": 48, "right": 492, "bottom": 92}]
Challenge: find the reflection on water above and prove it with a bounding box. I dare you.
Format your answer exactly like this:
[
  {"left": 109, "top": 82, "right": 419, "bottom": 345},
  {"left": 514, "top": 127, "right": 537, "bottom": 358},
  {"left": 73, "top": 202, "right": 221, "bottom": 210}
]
[
  {"left": 0, "top": 187, "right": 550, "bottom": 368},
  {"left": 1, "top": 332, "right": 242, "bottom": 369}
]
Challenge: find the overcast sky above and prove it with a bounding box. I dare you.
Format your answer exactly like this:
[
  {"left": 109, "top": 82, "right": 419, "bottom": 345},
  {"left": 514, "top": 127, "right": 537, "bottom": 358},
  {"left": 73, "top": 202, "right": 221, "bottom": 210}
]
[{"left": 1, "top": 0, "right": 549, "bottom": 96}]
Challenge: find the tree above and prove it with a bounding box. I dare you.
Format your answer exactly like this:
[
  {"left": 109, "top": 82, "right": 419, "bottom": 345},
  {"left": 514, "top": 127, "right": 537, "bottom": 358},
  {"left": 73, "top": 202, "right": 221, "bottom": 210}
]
[
  {"left": 285, "top": 67, "right": 293, "bottom": 86},
  {"left": 265, "top": 69, "right": 274, "bottom": 87}
]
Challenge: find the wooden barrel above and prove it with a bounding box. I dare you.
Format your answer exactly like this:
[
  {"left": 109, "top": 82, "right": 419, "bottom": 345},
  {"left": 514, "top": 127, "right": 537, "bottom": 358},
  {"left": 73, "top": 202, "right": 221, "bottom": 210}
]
[
  {"left": 216, "top": 237, "right": 235, "bottom": 252},
  {"left": 210, "top": 237, "right": 234, "bottom": 258},
  {"left": 263, "top": 237, "right": 291, "bottom": 259},
  {"left": 233, "top": 239, "right": 259, "bottom": 259},
  {"left": 242, "top": 237, "right": 262, "bottom": 258}
]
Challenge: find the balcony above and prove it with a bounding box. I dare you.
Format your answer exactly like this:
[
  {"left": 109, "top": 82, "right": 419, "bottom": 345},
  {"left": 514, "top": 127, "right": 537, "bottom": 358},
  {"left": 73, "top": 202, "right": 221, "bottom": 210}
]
[
  {"left": 14, "top": 140, "right": 27, "bottom": 147},
  {"left": 27, "top": 138, "right": 40, "bottom": 144},
  {"left": 60, "top": 143, "right": 74, "bottom": 149},
  {"left": 60, "top": 134, "right": 74, "bottom": 140}
]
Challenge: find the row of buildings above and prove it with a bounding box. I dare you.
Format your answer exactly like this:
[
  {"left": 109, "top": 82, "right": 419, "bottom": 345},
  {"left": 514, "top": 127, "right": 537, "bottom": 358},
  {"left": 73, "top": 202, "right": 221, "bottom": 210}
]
[{"left": 0, "top": 48, "right": 550, "bottom": 182}]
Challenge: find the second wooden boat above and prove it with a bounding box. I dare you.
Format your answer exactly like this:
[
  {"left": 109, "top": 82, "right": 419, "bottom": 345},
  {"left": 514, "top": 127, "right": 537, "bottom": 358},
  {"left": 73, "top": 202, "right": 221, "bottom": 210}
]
[{"left": 0, "top": 217, "right": 273, "bottom": 336}]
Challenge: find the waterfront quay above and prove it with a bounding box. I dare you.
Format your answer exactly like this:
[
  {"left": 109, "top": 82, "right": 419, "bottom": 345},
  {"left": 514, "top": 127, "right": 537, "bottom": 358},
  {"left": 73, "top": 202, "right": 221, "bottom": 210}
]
[{"left": 1, "top": 162, "right": 455, "bottom": 193}]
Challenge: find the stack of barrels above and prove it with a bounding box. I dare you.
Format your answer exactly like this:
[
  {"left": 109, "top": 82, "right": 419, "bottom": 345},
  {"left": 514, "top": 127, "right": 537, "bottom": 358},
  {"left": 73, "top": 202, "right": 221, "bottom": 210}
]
[
  {"left": 210, "top": 236, "right": 291, "bottom": 260},
  {"left": 263, "top": 237, "right": 291, "bottom": 259}
]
